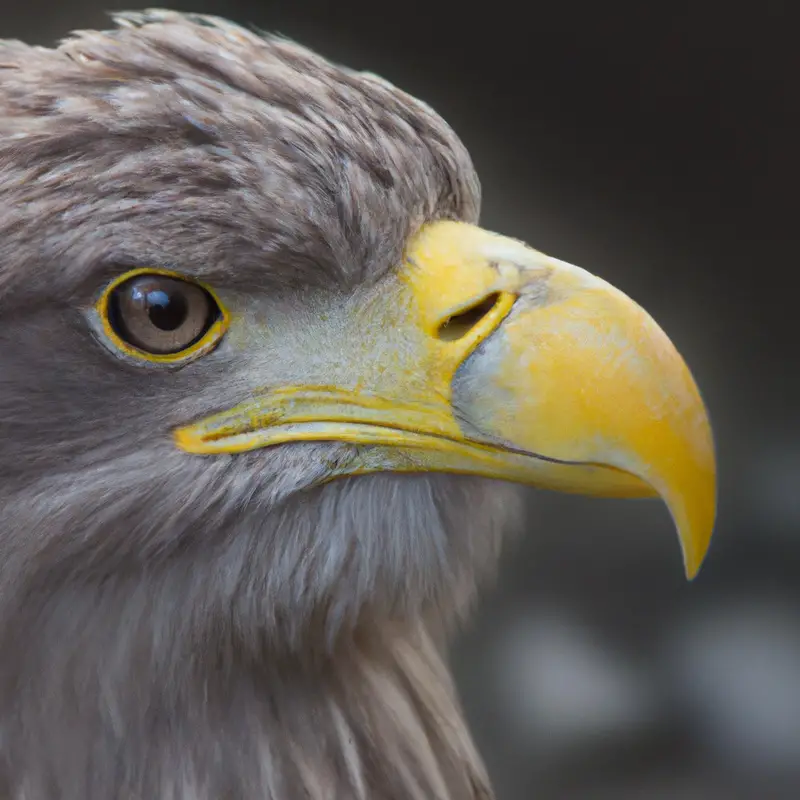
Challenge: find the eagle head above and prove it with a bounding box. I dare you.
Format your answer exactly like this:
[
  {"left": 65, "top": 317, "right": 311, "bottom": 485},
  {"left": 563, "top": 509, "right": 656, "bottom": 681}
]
[{"left": 0, "top": 11, "right": 715, "bottom": 799}]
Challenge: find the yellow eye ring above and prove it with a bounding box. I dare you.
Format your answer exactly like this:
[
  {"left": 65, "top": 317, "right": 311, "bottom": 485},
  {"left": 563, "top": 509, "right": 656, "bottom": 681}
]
[{"left": 94, "top": 267, "right": 229, "bottom": 365}]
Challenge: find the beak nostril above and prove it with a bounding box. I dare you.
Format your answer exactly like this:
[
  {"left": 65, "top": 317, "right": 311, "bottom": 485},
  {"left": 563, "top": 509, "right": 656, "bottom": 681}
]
[{"left": 436, "top": 293, "right": 502, "bottom": 341}]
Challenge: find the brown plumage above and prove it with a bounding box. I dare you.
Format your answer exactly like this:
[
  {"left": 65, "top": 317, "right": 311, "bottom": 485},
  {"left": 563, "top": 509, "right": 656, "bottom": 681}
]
[
  {"left": 0, "top": 11, "right": 508, "bottom": 799},
  {"left": 0, "top": 9, "right": 716, "bottom": 800}
]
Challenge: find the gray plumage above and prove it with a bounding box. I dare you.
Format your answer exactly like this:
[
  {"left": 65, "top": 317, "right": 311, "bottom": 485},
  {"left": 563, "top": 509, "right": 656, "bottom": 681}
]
[{"left": 0, "top": 10, "right": 524, "bottom": 799}]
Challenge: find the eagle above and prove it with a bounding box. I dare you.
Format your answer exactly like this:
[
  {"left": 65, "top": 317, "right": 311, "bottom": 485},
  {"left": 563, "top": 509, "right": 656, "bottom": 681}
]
[{"left": 0, "top": 10, "right": 716, "bottom": 800}]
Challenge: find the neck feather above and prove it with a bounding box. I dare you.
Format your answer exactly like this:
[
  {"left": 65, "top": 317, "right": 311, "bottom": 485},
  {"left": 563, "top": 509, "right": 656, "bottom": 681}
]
[{"left": 0, "top": 593, "right": 492, "bottom": 800}]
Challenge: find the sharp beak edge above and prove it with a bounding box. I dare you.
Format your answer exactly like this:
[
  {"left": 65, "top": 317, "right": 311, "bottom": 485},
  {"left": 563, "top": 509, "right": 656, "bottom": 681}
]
[{"left": 175, "top": 221, "right": 717, "bottom": 579}]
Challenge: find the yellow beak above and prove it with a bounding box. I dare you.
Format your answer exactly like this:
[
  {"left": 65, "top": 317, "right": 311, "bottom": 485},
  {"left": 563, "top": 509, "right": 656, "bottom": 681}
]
[{"left": 175, "top": 221, "right": 716, "bottom": 579}]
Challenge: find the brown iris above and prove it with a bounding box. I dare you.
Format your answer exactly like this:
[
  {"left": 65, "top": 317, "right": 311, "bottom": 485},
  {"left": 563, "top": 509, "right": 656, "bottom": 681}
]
[{"left": 107, "top": 274, "right": 220, "bottom": 355}]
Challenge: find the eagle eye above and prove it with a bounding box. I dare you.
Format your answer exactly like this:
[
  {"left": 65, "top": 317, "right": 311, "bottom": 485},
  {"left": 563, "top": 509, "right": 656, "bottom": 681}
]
[{"left": 96, "top": 269, "right": 228, "bottom": 364}]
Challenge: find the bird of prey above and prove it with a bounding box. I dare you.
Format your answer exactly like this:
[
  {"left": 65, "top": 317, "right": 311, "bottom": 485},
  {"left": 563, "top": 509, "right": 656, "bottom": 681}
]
[{"left": 0, "top": 10, "right": 716, "bottom": 800}]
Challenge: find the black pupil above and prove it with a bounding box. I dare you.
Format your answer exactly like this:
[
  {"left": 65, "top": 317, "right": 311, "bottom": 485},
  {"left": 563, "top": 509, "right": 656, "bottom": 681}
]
[{"left": 133, "top": 285, "right": 188, "bottom": 331}]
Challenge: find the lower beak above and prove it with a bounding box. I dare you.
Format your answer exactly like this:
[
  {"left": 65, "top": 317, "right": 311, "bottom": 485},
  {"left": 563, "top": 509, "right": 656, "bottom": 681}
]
[{"left": 175, "top": 221, "right": 716, "bottom": 579}]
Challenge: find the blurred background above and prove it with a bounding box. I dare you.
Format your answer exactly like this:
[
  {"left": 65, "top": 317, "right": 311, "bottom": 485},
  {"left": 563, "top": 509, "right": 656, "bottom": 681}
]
[{"left": 2, "top": 0, "right": 797, "bottom": 797}]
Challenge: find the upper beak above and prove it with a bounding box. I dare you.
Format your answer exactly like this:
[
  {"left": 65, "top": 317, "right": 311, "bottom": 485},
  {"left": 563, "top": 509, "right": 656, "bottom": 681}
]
[{"left": 175, "top": 221, "right": 716, "bottom": 579}]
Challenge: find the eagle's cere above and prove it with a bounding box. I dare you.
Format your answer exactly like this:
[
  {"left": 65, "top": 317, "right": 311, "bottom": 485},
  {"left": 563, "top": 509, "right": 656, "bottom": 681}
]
[{"left": 0, "top": 10, "right": 716, "bottom": 800}]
